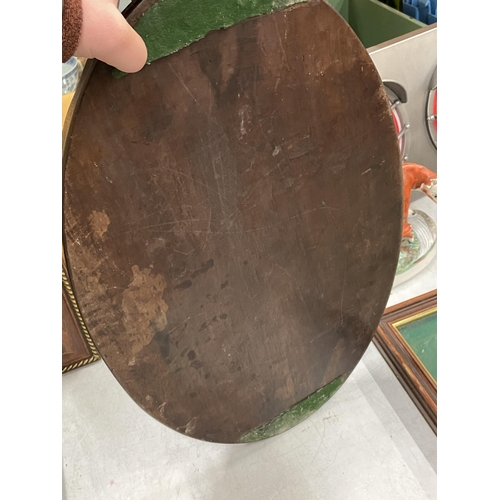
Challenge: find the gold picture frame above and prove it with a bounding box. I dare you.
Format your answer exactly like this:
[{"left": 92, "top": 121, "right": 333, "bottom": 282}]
[
  {"left": 62, "top": 61, "right": 100, "bottom": 373},
  {"left": 373, "top": 290, "right": 437, "bottom": 433},
  {"left": 62, "top": 263, "right": 100, "bottom": 373}
]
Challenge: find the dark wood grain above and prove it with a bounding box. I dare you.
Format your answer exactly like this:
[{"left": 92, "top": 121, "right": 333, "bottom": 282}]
[
  {"left": 373, "top": 290, "right": 437, "bottom": 433},
  {"left": 63, "top": 0, "right": 402, "bottom": 442}
]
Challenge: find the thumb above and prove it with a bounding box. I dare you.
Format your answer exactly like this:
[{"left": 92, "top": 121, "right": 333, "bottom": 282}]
[{"left": 75, "top": 1, "right": 147, "bottom": 73}]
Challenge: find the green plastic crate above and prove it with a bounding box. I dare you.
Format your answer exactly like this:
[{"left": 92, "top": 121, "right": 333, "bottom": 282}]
[{"left": 328, "top": 0, "right": 425, "bottom": 48}]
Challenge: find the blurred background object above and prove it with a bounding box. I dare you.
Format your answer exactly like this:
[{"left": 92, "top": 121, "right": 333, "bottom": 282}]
[
  {"left": 379, "top": 0, "right": 437, "bottom": 25},
  {"left": 62, "top": 57, "right": 84, "bottom": 125}
]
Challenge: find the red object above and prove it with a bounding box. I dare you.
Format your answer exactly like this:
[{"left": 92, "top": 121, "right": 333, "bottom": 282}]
[
  {"left": 433, "top": 89, "right": 437, "bottom": 132},
  {"left": 402, "top": 162, "right": 437, "bottom": 239},
  {"left": 392, "top": 111, "right": 401, "bottom": 134},
  {"left": 392, "top": 109, "right": 404, "bottom": 155}
]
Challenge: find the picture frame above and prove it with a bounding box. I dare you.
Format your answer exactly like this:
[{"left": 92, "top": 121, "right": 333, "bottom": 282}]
[
  {"left": 62, "top": 258, "right": 100, "bottom": 373},
  {"left": 62, "top": 66, "right": 100, "bottom": 374},
  {"left": 373, "top": 290, "right": 437, "bottom": 433}
]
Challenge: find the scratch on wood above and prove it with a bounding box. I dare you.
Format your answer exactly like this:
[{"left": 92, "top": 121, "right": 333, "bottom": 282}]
[
  {"left": 167, "top": 317, "right": 191, "bottom": 336},
  {"left": 167, "top": 62, "right": 198, "bottom": 103},
  {"left": 165, "top": 166, "right": 233, "bottom": 206},
  {"left": 273, "top": 16, "right": 291, "bottom": 72}
]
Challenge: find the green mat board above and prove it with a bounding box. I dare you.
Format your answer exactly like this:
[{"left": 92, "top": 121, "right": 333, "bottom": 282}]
[{"left": 396, "top": 311, "right": 437, "bottom": 382}]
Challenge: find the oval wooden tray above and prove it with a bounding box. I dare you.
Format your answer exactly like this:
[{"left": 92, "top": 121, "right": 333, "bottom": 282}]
[{"left": 63, "top": 0, "right": 402, "bottom": 443}]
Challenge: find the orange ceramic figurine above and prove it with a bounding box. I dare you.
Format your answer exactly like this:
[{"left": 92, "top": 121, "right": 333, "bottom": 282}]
[{"left": 402, "top": 162, "right": 437, "bottom": 240}]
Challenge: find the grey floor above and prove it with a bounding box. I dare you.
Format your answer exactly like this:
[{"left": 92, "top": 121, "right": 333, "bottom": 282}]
[{"left": 62, "top": 198, "right": 437, "bottom": 500}]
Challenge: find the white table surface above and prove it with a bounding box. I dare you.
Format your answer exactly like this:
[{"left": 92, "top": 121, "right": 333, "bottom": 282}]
[{"left": 63, "top": 196, "right": 437, "bottom": 500}]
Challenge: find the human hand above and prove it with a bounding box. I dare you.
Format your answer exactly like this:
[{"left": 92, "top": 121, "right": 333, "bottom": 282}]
[{"left": 73, "top": 0, "right": 147, "bottom": 73}]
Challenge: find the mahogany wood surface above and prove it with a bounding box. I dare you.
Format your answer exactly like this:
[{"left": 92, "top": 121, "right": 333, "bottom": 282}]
[{"left": 63, "top": 0, "right": 402, "bottom": 442}]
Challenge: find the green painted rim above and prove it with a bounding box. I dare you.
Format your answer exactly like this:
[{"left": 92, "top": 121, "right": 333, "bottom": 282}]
[
  {"left": 238, "top": 374, "right": 347, "bottom": 442},
  {"left": 114, "top": 0, "right": 308, "bottom": 77}
]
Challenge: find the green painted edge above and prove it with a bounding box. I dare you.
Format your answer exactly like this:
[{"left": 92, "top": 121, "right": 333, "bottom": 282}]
[
  {"left": 114, "top": 0, "right": 308, "bottom": 77},
  {"left": 238, "top": 373, "right": 347, "bottom": 442}
]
